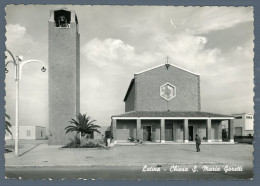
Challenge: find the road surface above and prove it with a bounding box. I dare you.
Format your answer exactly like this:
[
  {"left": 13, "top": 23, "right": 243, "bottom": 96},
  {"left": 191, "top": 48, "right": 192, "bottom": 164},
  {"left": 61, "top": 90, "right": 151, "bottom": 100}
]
[{"left": 6, "top": 165, "right": 253, "bottom": 180}]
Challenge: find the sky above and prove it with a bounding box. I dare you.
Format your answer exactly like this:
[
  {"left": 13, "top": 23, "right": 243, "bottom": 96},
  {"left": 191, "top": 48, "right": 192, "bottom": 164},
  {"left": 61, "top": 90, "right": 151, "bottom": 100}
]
[{"left": 5, "top": 5, "right": 254, "bottom": 129}]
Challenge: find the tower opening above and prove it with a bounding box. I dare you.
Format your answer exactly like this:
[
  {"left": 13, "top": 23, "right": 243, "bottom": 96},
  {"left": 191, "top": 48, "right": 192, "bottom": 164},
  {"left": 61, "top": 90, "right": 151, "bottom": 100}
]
[{"left": 54, "top": 10, "right": 71, "bottom": 27}]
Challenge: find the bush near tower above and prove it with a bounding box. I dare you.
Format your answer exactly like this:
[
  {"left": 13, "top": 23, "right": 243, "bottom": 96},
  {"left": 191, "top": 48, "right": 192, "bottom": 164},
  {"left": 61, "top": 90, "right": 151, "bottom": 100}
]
[{"left": 63, "top": 113, "right": 102, "bottom": 148}]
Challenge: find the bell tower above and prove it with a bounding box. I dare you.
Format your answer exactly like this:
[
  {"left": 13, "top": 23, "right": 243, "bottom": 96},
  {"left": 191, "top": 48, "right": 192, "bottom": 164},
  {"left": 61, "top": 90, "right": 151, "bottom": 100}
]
[{"left": 48, "top": 9, "right": 80, "bottom": 145}]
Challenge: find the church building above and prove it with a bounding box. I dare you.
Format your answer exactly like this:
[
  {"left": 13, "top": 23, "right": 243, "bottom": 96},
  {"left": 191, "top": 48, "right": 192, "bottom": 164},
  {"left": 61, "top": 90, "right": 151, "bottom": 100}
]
[{"left": 111, "top": 63, "right": 234, "bottom": 143}]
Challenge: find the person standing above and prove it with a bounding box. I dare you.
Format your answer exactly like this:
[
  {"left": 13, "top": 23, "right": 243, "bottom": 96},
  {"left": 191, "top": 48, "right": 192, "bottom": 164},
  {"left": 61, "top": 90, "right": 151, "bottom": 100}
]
[{"left": 195, "top": 134, "right": 201, "bottom": 152}]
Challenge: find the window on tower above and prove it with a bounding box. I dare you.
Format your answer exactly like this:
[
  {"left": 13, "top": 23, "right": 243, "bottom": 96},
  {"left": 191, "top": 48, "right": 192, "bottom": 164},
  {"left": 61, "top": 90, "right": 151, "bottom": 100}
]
[{"left": 54, "top": 10, "right": 71, "bottom": 28}]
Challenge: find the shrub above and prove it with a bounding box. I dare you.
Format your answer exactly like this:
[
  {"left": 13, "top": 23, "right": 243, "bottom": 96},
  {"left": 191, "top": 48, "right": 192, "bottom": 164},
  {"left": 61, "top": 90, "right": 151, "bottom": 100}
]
[
  {"left": 5, "top": 149, "right": 12, "bottom": 153},
  {"left": 234, "top": 136, "right": 253, "bottom": 144},
  {"left": 62, "top": 135, "right": 80, "bottom": 148},
  {"left": 128, "top": 137, "right": 143, "bottom": 144},
  {"left": 65, "top": 113, "right": 100, "bottom": 139},
  {"left": 62, "top": 135, "right": 103, "bottom": 148},
  {"left": 81, "top": 142, "right": 102, "bottom": 148}
]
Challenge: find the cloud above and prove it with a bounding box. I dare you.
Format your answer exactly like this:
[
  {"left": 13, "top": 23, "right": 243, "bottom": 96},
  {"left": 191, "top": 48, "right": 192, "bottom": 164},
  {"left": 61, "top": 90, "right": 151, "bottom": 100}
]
[
  {"left": 81, "top": 32, "right": 225, "bottom": 81},
  {"left": 82, "top": 38, "right": 134, "bottom": 67},
  {"left": 186, "top": 7, "right": 254, "bottom": 34},
  {"left": 6, "top": 24, "right": 26, "bottom": 39},
  {"left": 82, "top": 32, "right": 222, "bottom": 73},
  {"left": 81, "top": 38, "right": 157, "bottom": 67},
  {"left": 5, "top": 23, "right": 48, "bottom": 62},
  {"left": 6, "top": 24, "right": 33, "bottom": 55},
  {"left": 5, "top": 23, "right": 48, "bottom": 91},
  {"left": 148, "top": 32, "right": 222, "bottom": 74},
  {"left": 200, "top": 40, "right": 254, "bottom": 114}
]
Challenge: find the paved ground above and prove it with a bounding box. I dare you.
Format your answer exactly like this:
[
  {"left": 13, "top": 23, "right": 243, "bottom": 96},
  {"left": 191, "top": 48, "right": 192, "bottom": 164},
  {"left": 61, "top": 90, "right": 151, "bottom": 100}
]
[
  {"left": 5, "top": 141, "right": 253, "bottom": 167},
  {"left": 5, "top": 139, "right": 48, "bottom": 156},
  {"left": 4, "top": 140, "right": 254, "bottom": 179}
]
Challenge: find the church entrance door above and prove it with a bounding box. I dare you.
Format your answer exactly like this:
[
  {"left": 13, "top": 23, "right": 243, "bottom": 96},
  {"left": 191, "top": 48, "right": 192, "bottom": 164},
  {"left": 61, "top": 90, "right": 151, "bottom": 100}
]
[
  {"left": 189, "top": 126, "right": 194, "bottom": 141},
  {"left": 143, "top": 126, "right": 152, "bottom": 141}
]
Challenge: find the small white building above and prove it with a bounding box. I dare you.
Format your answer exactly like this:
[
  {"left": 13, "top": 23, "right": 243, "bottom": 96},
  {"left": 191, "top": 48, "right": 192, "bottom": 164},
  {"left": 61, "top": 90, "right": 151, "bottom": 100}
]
[
  {"left": 232, "top": 113, "right": 254, "bottom": 136},
  {"left": 5, "top": 126, "right": 46, "bottom": 140}
]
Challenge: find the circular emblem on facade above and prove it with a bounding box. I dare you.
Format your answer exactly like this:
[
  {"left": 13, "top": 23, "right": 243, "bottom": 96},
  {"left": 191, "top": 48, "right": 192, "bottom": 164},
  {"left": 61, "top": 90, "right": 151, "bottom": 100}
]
[{"left": 160, "top": 83, "right": 176, "bottom": 101}]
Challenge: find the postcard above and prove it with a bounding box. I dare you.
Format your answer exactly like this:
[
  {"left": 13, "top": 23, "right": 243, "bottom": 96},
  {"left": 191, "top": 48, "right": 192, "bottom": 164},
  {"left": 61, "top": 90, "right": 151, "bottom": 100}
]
[{"left": 4, "top": 5, "right": 254, "bottom": 180}]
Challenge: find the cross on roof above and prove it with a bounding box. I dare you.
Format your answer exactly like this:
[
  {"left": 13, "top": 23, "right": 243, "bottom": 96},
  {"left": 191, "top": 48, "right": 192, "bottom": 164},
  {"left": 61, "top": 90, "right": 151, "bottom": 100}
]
[{"left": 165, "top": 56, "right": 170, "bottom": 70}]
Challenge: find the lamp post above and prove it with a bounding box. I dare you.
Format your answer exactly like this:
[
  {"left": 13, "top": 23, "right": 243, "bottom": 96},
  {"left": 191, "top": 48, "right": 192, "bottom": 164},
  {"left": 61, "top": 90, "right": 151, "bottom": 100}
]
[{"left": 5, "top": 49, "right": 46, "bottom": 156}]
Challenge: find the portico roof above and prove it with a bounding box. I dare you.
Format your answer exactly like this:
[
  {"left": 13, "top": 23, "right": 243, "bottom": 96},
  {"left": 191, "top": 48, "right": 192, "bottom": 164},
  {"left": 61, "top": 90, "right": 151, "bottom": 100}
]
[{"left": 112, "top": 111, "right": 233, "bottom": 119}]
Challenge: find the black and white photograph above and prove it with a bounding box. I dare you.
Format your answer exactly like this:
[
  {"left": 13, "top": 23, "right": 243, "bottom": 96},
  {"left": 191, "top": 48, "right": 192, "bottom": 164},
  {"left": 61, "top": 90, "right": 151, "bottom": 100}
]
[{"left": 4, "top": 5, "right": 254, "bottom": 180}]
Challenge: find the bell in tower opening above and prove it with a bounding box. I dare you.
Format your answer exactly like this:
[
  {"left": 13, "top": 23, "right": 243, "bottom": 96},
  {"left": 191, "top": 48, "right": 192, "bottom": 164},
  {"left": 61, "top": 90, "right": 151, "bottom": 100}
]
[{"left": 58, "top": 15, "right": 68, "bottom": 27}]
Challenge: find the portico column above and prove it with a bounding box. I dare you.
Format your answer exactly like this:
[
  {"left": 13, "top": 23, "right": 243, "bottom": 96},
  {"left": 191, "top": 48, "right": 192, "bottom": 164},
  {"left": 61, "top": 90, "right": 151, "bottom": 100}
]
[
  {"left": 206, "top": 119, "right": 212, "bottom": 142},
  {"left": 228, "top": 119, "right": 234, "bottom": 143},
  {"left": 137, "top": 119, "right": 142, "bottom": 140},
  {"left": 160, "top": 119, "right": 165, "bottom": 143},
  {"left": 112, "top": 119, "right": 117, "bottom": 143},
  {"left": 217, "top": 121, "right": 223, "bottom": 142},
  {"left": 184, "top": 119, "right": 189, "bottom": 143}
]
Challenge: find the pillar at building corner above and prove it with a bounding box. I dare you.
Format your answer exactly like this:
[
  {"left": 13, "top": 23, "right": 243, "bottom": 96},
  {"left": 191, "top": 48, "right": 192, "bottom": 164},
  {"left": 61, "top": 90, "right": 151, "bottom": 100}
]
[
  {"left": 137, "top": 119, "right": 142, "bottom": 140},
  {"left": 184, "top": 119, "right": 189, "bottom": 143},
  {"left": 112, "top": 119, "right": 117, "bottom": 143},
  {"left": 206, "top": 119, "right": 212, "bottom": 142},
  {"left": 160, "top": 119, "right": 165, "bottom": 143},
  {"left": 228, "top": 119, "right": 234, "bottom": 143}
]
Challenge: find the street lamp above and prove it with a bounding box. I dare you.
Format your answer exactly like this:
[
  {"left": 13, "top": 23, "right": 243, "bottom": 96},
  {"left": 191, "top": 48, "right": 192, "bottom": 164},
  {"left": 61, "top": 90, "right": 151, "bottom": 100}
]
[{"left": 5, "top": 49, "right": 46, "bottom": 156}]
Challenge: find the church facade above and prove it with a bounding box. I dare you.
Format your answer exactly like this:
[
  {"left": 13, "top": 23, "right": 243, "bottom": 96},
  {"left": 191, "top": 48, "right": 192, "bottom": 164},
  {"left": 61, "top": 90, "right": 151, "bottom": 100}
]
[{"left": 111, "top": 64, "right": 234, "bottom": 143}]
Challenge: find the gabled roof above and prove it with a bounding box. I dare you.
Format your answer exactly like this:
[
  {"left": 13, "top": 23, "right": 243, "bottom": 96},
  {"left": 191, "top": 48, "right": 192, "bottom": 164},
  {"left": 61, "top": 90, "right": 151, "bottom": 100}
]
[
  {"left": 112, "top": 111, "right": 233, "bottom": 118},
  {"left": 232, "top": 113, "right": 254, "bottom": 115},
  {"left": 123, "top": 78, "right": 135, "bottom": 102},
  {"left": 135, "top": 64, "right": 200, "bottom": 76}
]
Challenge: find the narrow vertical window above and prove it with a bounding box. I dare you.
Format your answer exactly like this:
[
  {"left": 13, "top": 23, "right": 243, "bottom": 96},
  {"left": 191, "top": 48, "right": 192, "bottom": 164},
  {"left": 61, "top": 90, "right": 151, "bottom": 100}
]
[{"left": 27, "top": 130, "right": 31, "bottom": 136}]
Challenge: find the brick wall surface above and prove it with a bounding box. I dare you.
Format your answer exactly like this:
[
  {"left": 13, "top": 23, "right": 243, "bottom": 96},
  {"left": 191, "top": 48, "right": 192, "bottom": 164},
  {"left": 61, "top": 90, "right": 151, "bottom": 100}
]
[
  {"left": 188, "top": 120, "right": 206, "bottom": 140},
  {"left": 134, "top": 65, "right": 200, "bottom": 112},
  {"left": 125, "top": 82, "right": 135, "bottom": 112},
  {"left": 116, "top": 120, "right": 137, "bottom": 140},
  {"left": 176, "top": 123, "right": 184, "bottom": 141}
]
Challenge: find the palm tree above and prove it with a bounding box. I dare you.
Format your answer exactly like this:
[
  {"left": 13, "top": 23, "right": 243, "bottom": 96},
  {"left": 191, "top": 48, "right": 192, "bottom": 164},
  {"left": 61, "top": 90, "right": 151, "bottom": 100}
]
[
  {"left": 5, "top": 114, "right": 12, "bottom": 135},
  {"left": 65, "top": 113, "right": 101, "bottom": 139}
]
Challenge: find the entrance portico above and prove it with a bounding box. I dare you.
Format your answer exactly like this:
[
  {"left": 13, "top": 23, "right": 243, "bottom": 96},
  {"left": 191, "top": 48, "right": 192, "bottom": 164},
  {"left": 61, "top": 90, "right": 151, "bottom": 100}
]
[{"left": 111, "top": 111, "right": 234, "bottom": 144}]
